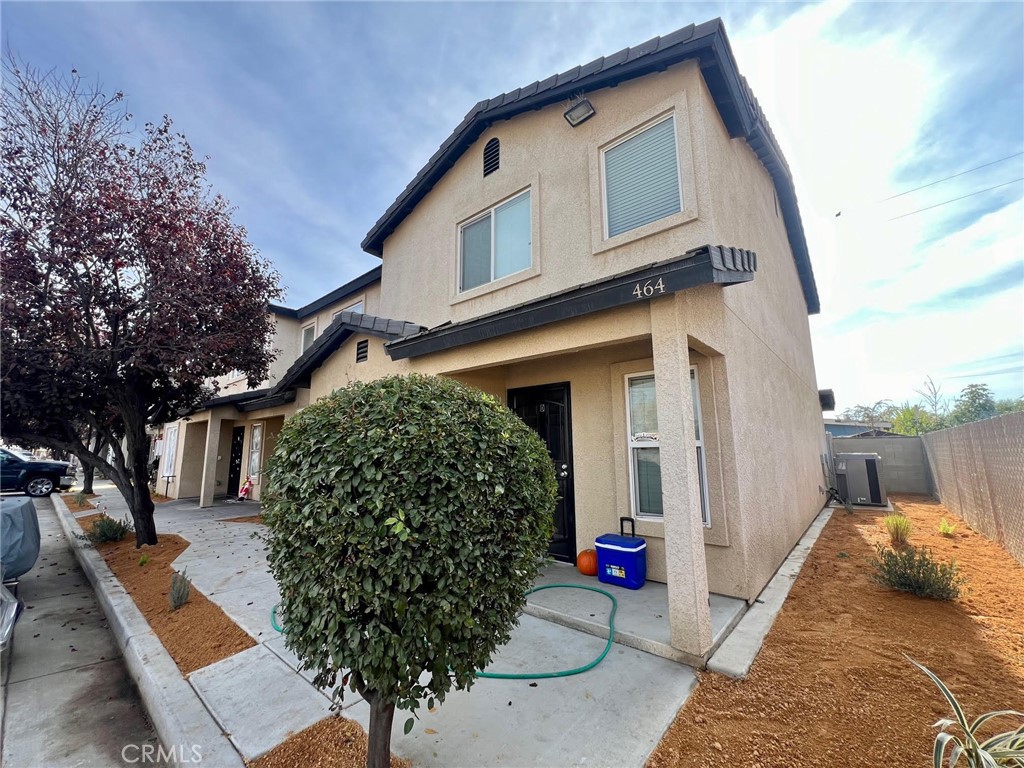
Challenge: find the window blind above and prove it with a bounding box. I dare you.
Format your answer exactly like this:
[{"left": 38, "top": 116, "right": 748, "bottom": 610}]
[{"left": 605, "top": 117, "right": 681, "bottom": 237}]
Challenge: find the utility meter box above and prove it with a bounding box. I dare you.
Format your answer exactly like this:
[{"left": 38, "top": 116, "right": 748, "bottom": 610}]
[{"left": 834, "top": 452, "right": 888, "bottom": 506}]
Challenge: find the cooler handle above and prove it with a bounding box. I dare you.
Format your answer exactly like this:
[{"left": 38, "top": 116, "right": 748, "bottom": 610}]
[{"left": 619, "top": 516, "right": 636, "bottom": 538}]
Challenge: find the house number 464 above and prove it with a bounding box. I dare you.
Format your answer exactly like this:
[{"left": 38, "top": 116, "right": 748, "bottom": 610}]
[{"left": 632, "top": 278, "right": 666, "bottom": 299}]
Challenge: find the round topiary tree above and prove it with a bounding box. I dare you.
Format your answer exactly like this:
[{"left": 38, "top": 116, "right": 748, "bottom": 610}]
[{"left": 262, "top": 374, "right": 557, "bottom": 768}]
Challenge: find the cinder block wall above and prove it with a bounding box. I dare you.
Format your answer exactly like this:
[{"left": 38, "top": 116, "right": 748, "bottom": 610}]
[
  {"left": 832, "top": 436, "right": 933, "bottom": 494},
  {"left": 922, "top": 412, "right": 1024, "bottom": 566}
]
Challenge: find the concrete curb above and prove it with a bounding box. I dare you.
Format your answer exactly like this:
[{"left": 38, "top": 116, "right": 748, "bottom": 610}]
[
  {"left": 706, "top": 505, "right": 834, "bottom": 680},
  {"left": 53, "top": 494, "right": 245, "bottom": 768}
]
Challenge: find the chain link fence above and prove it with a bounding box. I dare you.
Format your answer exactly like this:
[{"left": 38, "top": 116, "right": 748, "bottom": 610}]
[{"left": 922, "top": 412, "right": 1024, "bottom": 566}]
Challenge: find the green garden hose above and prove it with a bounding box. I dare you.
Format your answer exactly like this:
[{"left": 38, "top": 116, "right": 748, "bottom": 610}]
[
  {"left": 269, "top": 583, "right": 618, "bottom": 680},
  {"left": 477, "top": 583, "right": 617, "bottom": 679}
]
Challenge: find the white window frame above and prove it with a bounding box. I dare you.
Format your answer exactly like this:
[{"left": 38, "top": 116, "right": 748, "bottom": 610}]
[
  {"left": 333, "top": 298, "right": 365, "bottom": 319},
  {"left": 248, "top": 423, "right": 264, "bottom": 483},
  {"left": 300, "top": 322, "right": 316, "bottom": 354},
  {"left": 458, "top": 189, "right": 532, "bottom": 293},
  {"left": 162, "top": 425, "right": 178, "bottom": 478},
  {"left": 600, "top": 114, "right": 683, "bottom": 240},
  {"left": 691, "top": 366, "right": 712, "bottom": 528},
  {"left": 625, "top": 372, "right": 663, "bottom": 521}
]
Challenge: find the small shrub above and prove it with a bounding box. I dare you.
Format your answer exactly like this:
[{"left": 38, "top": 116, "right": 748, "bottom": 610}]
[
  {"left": 837, "top": 551, "right": 849, "bottom": 558},
  {"left": 169, "top": 569, "right": 191, "bottom": 610},
  {"left": 88, "top": 514, "right": 134, "bottom": 543},
  {"left": 72, "top": 491, "right": 88, "bottom": 507},
  {"left": 871, "top": 544, "right": 966, "bottom": 600},
  {"left": 884, "top": 513, "right": 912, "bottom": 547},
  {"left": 909, "top": 656, "right": 1024, "bottom": 767},
  {"left": 938, "top": 518, "right": 958, "bottom": 537},
  {"left": 138, "top": 554, "right": 150, "bottom": 567},
  {"left": 843, "top": 500, "right": 854, "bottom": 515}
]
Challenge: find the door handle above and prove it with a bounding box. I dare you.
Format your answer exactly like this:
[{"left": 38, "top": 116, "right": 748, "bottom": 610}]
[{"left": 559, "top": 469, "right": 569, "bottom": 478}]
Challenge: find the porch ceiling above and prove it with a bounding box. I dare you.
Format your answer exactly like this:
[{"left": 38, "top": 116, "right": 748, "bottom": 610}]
[{"left": 386, "top": 244, "right": 756, "bottom": 361}]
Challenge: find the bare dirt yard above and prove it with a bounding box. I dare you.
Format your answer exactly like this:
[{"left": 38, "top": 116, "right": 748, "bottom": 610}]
[
  {"left": 648, "top": 494, "right": 1024, "bottom": 768},
  {"left": 221, "top": 513, "right": 264, "bottom": 524},
  {"left": 61, "top": 492, "right": 99, "bottom": 512},
  {"left": 250, "top": 716, "right": 409, "bottom": 768},
  {"left": 80, "top": 514, "right": 255, "bottom": 674}
]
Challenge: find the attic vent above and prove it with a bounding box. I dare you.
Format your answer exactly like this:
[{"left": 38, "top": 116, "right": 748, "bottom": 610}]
[
  {"left": 356, "top": 339, "right": 369, "bottom": 363},
  {"left": 483, "top": 138, "right": 500, "bottom": 177}
]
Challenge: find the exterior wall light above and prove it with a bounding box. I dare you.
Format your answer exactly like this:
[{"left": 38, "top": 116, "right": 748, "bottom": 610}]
[{"left": 563, "top": 98, "right": 596, "bottom": 127}]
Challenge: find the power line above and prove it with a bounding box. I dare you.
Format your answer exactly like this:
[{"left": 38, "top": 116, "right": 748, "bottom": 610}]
[
  {"left": 884, "top": 150, "right": 1024, "bottom": 201},
  {"left": 887, "top": 178, "right": 1024, "bottom": 221},
  {"left": 834, "top": 150, "right": 1024, "bottom": 217}
]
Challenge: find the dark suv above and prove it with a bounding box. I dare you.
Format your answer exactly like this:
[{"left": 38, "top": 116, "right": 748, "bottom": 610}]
[{"left": 0, "top": 449, "right": 76, "bottom": 497}]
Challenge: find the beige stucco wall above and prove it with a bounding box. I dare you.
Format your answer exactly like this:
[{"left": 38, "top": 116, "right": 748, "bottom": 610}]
[
  {"left": 692, "top": 78, "right": 825, "bottom": 600},
  {"left": 300, "top": 281, "right": 384, "bottom": 353},
  {"left": 177, "top": 421, "right": 208, "bottom": 498},
  {"left": 213, "top": 420, "right": 234, "bottom": 492},
  {"left": 300, "top": 59, "right": 824, "bottom": 606},
  {"left": 310, "top": 333, "right": 410, "bottom": 401},
  {"left": 377, "top": 60, "right": 717, "bottom": 328}
]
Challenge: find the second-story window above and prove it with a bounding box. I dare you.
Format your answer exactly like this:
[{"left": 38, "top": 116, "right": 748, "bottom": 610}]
[
  {"left": 300, "top": 323, "right": 315, "bottom": 354},
  {"left": 333, "top": 300, "right": 364, "bottom": 321},
  {"left": 603, "top": 115, "right": 681, "bottom": 238},
  {"left": 460, "top": 190, "right": 531, "bottom": 292}
]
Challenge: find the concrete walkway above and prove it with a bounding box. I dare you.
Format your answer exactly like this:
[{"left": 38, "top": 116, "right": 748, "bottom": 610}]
[
  {"left": 60, "top": 487, "right": 701, "bottom": 767},
  {"left": 1, "top": 496, "right": 163, "bottom": 768}
]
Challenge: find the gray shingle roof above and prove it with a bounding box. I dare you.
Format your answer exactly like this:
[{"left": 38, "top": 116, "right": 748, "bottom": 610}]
[{"left": 270, "top": 312, "right": 425, "bottom": 393}]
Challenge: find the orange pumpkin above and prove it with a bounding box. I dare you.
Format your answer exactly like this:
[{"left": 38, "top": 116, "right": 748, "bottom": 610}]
[{"left": 576, "top": 548, "right": 598, "bottom": 576}]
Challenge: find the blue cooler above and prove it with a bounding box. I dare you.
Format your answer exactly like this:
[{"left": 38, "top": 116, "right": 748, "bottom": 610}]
[{"left": 596, "top": 517, "right": 647, "bottom": 590}]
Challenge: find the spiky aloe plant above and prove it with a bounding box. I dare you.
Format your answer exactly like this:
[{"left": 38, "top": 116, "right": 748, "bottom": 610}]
[{"left": 909, "top": 657, "right": 1024, "bottom": 767}]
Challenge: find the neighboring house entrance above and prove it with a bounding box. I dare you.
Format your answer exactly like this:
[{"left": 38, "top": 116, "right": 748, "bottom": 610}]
[
  {"left": 227, "top": 426, "right": 245, "bottom": 497},
  {"left": 508, "top": 383, "right": 576, "bottom": 563}
]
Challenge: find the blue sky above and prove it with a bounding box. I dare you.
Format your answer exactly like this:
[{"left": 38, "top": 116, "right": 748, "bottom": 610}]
[{"left": 4, "top": 1, "right": 1022, "bottom": 411}]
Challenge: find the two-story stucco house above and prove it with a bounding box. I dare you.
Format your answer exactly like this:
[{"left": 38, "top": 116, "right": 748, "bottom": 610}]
[{"left": 158, "top": 18, "right": 827, "bottom": 665}]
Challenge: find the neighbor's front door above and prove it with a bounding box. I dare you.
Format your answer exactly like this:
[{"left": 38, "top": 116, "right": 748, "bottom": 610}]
[
  {"left": 508, "top": 383, "right": 576, "bottom": 563},
  {"left": 227, "top": 427, "right": 245, "bottom": 497}
]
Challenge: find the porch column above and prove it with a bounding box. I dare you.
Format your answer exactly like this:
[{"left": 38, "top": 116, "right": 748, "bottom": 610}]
[
  {"left": 199, "top": 413, "right": 223, "bottom": 508},
  {"left": 650, "top": 296, "right": 714, "bottom": 660}
]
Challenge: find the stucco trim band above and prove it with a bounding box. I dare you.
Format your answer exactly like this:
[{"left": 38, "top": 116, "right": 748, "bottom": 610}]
[{"left": 387, "top": 244, "right": 756, "bottom": 360}]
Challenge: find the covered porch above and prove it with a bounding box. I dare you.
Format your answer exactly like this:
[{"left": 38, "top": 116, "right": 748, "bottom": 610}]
[{"left": 526, "top": 563, "right": 747, "bottom": 664}]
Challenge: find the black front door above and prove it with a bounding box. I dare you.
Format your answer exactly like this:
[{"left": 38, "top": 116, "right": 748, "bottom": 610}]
[
  {"left": 508, "top": 383, "right": 576, "bottom": 563},
  {"left": 226, "top": 427, "right": 245, "bottom": 496}
]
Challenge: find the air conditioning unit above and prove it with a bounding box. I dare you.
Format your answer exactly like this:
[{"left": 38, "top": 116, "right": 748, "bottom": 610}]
[{"left": 834, "top": 452, "right": 888, "bottom": 506}]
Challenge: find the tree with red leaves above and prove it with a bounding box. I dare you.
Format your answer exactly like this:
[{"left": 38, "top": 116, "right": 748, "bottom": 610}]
[{"left": 1, "top": 59, "right": 281, "bottom": 546}]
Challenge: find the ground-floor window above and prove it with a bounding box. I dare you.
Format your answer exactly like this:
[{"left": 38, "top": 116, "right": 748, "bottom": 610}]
[
  {"left": 690, "top": 367, "right": 711, "bottom": 527},
  {"left": 625, "top": 370, "right": 711, "bottom": 525},
  {"left": 248, "top": 423, "right": 263, "bottom": 482},
  {"left": 626, "top": 373, "right": 662, "bottom": 518}
]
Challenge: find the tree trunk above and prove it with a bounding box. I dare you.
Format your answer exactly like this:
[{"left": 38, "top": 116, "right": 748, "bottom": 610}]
[
  {"left": 82, "top": 463, "right": 95, "bottom": 494},
  {"left": 361, "top": 688, "right": 396, "bottom": 768},
  {"left": 117, "top": 400, "right": 159, "bottom": 547},
  {"left": 130, "top": 476, "right": 157, "bottom": 547},
  {"left": 367, "top": 696, "right": 396, "bottom": 768}
]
